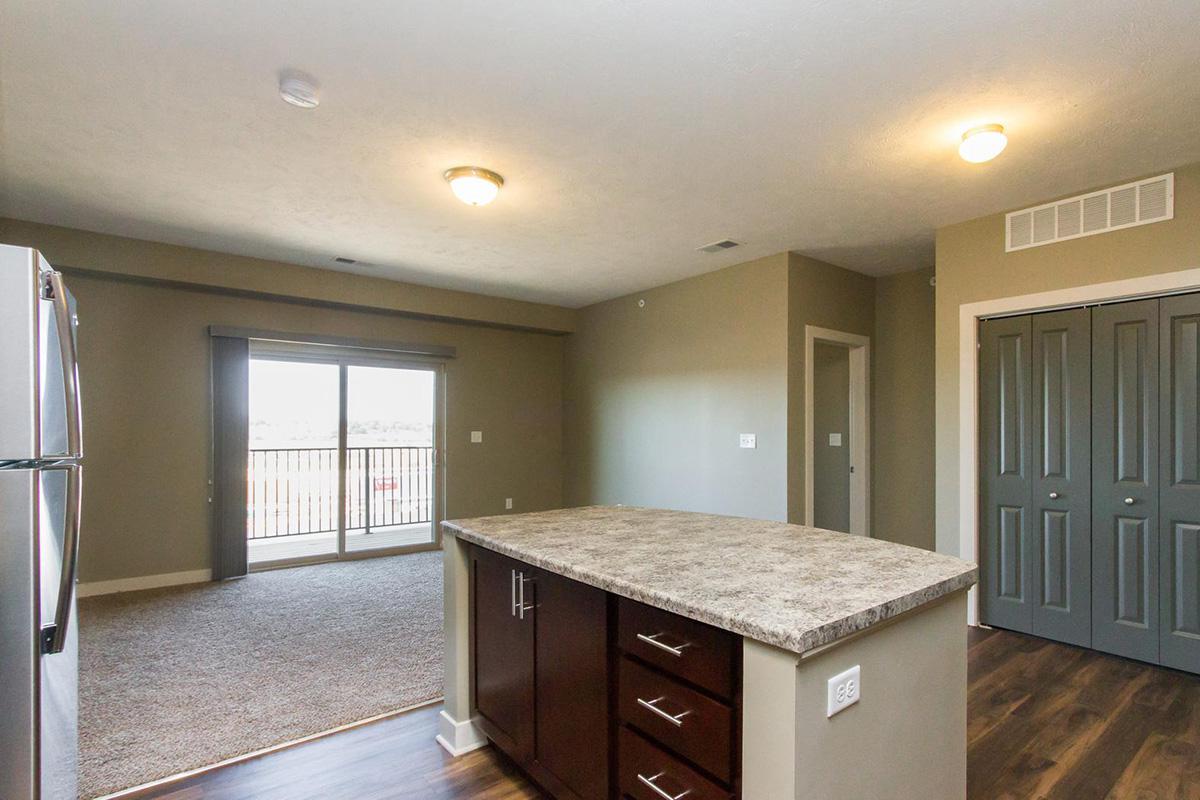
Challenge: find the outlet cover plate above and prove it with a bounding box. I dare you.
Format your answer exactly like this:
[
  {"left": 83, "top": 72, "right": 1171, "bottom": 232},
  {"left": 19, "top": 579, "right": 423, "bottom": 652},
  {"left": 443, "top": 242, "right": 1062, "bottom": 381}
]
[
  {"left": 470, "top": 431, "right": 483, "bottom": 443},
  {"left": 827, "top": 664, "right": 860, "bottom": 718},
  {"left": 739, "top": 433, "right": 757, "bottom": 449}
]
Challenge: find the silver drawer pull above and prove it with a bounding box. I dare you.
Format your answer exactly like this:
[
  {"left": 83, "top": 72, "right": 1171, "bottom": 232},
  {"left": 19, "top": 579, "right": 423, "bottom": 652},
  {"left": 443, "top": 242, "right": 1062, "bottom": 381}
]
[
  {"left": 637, "top": 771, "right": 692, "bottom": 800},
  {"left": 636, "top": 632, "right": 691, "bottom": 657},
  {"left": 636, "top": 696, "right": 692, "bottom": 727}
]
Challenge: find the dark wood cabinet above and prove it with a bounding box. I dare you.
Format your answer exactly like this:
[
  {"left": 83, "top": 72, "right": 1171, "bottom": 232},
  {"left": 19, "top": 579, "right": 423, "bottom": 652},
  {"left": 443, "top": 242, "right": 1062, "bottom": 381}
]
[
  {"left": 469, "top": 544, "right": 610, "bottom": 800},
  {"left": 470, "top": 544, "right": 742, "bottom": 799},
  {"left": 471, "top": 545, "right": 535, "bottom": 763}
]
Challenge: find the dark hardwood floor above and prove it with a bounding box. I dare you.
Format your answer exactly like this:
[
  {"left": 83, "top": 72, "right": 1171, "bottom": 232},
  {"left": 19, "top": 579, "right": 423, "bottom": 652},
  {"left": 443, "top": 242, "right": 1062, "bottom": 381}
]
[
  {"left": 968, "top": 626, "right": 1200, "bottom": 799},
  {"left": 123, "top": 628, "right": 1200, "bottom": 800}
]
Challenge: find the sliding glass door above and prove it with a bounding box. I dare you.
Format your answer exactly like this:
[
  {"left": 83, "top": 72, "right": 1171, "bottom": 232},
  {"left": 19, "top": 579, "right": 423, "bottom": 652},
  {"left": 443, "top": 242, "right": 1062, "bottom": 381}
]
[
  {"left": 345, "top": 365, "right": 437, "bottom": 553},
  {"left": 246, "top": 345, "right": 442, "bottom": 567}
]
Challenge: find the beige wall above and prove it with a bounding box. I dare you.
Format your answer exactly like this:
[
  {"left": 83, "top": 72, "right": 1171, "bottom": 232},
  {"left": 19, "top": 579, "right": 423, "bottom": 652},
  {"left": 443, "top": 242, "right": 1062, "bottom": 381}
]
[
  {"left": 786, "top": 253, "right": 875, "bottom": 525},
  {"left": 934, "top": 161, "right": 1200, "bottom": 555},
  {"left": 0, "top": 221, "right": 568, "bottom": 583},
  {"left": 0, "top": 218, "right": 575, "bottom": 333},
  {"left": 872, "top": 268, "right": 935, "bottom": 550},
  {"left": 563, "top": 254, "right": 791, "bottom": 521}
]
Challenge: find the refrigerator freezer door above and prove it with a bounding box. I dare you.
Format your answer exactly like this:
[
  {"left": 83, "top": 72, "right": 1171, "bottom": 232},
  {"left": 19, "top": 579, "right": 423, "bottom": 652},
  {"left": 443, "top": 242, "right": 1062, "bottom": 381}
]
[
  {"left": 0, "top": 244, "right": 38, "bottom": 461},
  {"left": 0, "top": 469, "right": 37, "bottom": 800},
  {"left": 38, "top": 262, "right": 82, "bottom": 460},
  {"left": 37, "top": 467, "right": 79, "bottom": 800}
]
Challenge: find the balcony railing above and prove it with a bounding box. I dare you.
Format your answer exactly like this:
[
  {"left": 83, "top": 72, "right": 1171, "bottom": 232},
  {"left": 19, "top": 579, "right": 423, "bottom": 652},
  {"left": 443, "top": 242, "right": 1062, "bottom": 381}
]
[{"left": 247, "top": 446, "right": 434, "bottom": 540}]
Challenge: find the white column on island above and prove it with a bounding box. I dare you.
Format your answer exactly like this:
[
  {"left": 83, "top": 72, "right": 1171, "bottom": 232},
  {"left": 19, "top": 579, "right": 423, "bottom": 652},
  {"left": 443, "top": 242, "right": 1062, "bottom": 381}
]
[{"left": 436, "top": 530, "right": 487, "bottom": 756}]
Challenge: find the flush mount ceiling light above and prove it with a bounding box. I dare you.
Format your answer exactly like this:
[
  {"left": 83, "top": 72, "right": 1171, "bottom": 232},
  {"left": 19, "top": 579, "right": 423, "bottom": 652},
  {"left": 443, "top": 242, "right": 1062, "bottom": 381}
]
[
  {"left": 958, "top": 123, "right": 1007, "bottom": 163},
  {"left": 278, "top": 71, "right": 319, "bottom": 109},
  {"left": 443, "top": 166, "right": 504, "bottom": 206}
]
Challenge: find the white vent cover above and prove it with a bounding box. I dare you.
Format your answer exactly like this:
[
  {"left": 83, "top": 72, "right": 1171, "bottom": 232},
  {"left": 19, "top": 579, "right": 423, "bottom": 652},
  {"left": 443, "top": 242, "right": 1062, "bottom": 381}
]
[{"left": 1006, "top": 173, "right": 1174, "bottom": 252}]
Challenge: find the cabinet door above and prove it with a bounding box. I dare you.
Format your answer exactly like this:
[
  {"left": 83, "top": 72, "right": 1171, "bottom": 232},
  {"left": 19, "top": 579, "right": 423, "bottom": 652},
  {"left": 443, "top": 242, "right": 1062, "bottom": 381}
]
[
  {"left": 1092, "top": 299, "right": 1160, "bottom": 664},
  {"left": 980, "top": 314, "right": 1034, "bottom": 633},
  {"left": 1159, "top": 293, "right": 1200, "bottom": 672},
  {"left": 471, "top": 545, "right": 535, "bottom": 763},
  {"left": 534, "top": 568, "right": 609, "bottom": 800},
  {"left": 1030, "top": 308, "right": 1092, "bottom": 647}
]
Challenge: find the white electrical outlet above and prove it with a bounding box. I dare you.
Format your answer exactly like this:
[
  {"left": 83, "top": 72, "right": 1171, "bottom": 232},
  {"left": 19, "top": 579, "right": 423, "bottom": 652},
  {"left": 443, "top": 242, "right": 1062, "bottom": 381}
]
[
  {"left": 470, "top": 430, "right": 483, "bottom": 443},
  {"left": 505, "top": 498, "right": 513, "bottom": 510},
  {"left": 739, "top": 433, "right": 757, "bottom": 449},
  {"left": 827, "top": 665, "right": 860, "bottom": 718}
]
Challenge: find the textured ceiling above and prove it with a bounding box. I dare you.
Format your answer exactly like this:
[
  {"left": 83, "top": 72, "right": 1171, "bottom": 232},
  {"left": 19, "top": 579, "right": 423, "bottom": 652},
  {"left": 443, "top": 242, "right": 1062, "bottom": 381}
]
[{"left": 2, "top": 1, "right": 1199, "bottom": 307}]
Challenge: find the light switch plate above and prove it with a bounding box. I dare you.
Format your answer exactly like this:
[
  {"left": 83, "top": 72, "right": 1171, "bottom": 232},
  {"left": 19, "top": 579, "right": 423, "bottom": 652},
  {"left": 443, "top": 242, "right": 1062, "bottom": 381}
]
[
  {"left": 739, "top": 433, "right": 757, "bottom": 449},
  {"left": 829, "top": 432, "right": 842, "bottom": 447},
  {"left": 827, "top": 664, "right": 860, "bottom": 718},
  {"left": 470, "top": 431, "right": 483, "bottom": 443}
]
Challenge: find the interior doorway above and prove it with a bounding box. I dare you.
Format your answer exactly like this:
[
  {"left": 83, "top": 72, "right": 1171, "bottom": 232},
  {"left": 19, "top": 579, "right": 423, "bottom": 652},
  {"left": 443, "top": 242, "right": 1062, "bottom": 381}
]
[
  {"left": 246, "top": 344, "right": 442, "bottom": 568},
  {"left": 804, "top": 326, "right": 871, "bottom": 536}
]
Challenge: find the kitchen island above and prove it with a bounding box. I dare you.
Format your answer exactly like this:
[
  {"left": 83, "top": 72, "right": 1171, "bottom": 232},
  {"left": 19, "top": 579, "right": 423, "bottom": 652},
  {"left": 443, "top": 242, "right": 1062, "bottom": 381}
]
[{"left": 437, "top": 506, "right": 977, "bottom": 800}]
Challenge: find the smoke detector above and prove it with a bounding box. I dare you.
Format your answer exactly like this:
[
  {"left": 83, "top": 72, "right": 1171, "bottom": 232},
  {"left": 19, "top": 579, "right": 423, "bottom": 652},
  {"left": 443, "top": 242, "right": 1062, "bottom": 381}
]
[{"left": 279, "top": 71, "right": 319, "bottom": 109}]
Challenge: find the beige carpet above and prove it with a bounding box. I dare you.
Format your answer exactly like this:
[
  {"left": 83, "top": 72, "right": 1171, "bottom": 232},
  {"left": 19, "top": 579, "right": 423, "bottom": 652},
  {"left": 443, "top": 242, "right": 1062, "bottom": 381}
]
[{"left": 78, "top": 552, "right": 444, "bottom": 799}]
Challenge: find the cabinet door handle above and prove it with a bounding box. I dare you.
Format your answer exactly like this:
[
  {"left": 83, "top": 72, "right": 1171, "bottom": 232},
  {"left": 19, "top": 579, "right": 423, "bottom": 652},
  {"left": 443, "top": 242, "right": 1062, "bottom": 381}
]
[
  {"left": 636, "top": 696, "right": 692, "bottom": 727},
  {"left": 510, "top": 569, "right": 519, "bottom": 617},
  {"left": 1048, "top": 491, "right": 1060, "bottom": 500},
  {"left": 637, "top": 771, "right": 692, "bottom": 800},
  {"left": 636, "top": 632, "right": 691, "bottom": 657},
  {"left": 517, "top": 572, "right": 535, "bottom": 620},
  {"left": 1124, "top": 497, "right": 1137, "bottom": 506}
]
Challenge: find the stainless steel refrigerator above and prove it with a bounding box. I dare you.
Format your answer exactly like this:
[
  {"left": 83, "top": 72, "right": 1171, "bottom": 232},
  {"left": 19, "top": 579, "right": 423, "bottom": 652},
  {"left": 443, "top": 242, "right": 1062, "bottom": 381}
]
[{"left": 0, "top": 244, "right": 82, "bottom": 800}]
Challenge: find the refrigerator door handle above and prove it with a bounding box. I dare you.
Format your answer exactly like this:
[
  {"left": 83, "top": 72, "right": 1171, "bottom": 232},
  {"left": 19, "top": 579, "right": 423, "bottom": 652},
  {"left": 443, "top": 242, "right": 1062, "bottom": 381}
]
[
  {"left": 41, "top": 463, "right": 81, "bottom": 656},
  {"left": 41, "top": 269, "right": 83, "bottom": 460}
]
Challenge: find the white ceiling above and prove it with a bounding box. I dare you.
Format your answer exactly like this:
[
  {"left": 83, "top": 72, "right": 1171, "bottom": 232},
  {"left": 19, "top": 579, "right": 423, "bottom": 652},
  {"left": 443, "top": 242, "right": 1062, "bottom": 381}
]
[{"left": 2, "top": 1, "right": 1199, "bottom": 308}]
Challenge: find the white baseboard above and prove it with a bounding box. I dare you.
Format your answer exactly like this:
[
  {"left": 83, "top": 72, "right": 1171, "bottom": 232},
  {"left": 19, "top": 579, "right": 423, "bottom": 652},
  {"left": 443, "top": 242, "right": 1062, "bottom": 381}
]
[
  {"left": 77, "top": 569, "right": 212, "bottom": 598},
  {"left": 435, "top": 708, "right": 487, "bottom": 757}
]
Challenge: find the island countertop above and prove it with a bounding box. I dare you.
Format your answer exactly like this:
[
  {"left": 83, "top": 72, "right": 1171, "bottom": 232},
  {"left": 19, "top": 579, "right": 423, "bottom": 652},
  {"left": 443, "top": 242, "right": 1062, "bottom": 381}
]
[{"left": 442, "top": 505, "right": 977, "bottom": 655}]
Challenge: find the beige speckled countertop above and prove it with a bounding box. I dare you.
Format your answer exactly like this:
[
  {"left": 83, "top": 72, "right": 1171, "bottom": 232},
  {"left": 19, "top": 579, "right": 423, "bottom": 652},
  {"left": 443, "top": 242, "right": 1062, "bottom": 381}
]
[{"left": 443, "top": 505, "right": 976, "bottom": 656}]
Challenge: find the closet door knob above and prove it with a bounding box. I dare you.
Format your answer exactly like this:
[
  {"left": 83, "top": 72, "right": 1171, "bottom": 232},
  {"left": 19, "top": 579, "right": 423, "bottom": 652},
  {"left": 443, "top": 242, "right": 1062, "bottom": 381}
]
[
  {"left": 1124, "top": 497, "right": 1136, "bottom": 506},
  {"left": 1048, "top": 492, "right": 1060, "bottom": 500}
]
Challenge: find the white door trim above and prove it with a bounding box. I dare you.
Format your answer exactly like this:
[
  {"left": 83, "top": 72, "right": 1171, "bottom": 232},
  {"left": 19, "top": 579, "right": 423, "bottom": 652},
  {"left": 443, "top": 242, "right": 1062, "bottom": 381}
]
[
  {"left": 957, "top": 267, "right": 1200, "bottom": 625},
  {"left": 804, "top": 325, "right": 871, "bottom": 536}
]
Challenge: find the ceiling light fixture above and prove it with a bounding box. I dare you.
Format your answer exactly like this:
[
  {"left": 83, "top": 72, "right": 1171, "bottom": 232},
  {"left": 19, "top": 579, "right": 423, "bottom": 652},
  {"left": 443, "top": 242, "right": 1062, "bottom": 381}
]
[
  {"left": 278, "top": 71, "right": 319, "bottom": 109},
  {"left": 443, "top": 166, "right": 504, "bottom": 206},
  {"left": 958, "top": 124, "right": 1007, "bottom": 163}
]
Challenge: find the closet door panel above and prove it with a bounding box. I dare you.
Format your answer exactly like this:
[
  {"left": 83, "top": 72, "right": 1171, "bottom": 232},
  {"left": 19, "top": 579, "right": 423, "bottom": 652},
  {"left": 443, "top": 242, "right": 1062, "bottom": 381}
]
[
  {"left": 980, "top": 315, "right": 1034, "bottom": 633},
  {"left": 1160, "top": 293, "right": 1200, "bottom": 671},
  {"left": 1030, "top": 308, "right": 1091, "bottom": 647},
  {"left": 1092, "top": 300, "right": 1160, "bottom": 664}
]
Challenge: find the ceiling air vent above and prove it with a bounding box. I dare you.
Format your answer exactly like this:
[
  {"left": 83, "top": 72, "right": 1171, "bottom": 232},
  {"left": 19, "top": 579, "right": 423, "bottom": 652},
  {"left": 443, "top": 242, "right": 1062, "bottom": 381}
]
[
  {"left": 698, "top": 239, "right": 740, "bottom": 253},
  {"left": 1006, "top": 173, "right": 1173, "bottom": 252}
]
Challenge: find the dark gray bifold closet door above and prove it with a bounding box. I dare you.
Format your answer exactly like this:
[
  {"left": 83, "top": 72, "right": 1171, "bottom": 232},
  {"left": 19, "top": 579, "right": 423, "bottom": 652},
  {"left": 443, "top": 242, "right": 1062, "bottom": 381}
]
[
  {"left": 1159, "top": 293, "right": 1200, "bottom": 672},
  {"left": 1030, "top": 309, "right": 1092, "bottom": 647},
  {"left": 980, "top": 315, "right": 1034, "bottom": 633},
  {"left": 1092, "top": 299, "right": 1160, "bottom": 664}
]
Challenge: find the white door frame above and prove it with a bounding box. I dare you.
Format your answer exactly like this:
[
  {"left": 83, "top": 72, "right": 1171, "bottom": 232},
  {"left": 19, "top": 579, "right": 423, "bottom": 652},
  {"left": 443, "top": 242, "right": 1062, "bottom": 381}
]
[
  {"left": 957, "top": 267, "right": 1200, "bottom": 625},
  {"left": 804, "top": 325, "right": 871, "bottom": 536}
]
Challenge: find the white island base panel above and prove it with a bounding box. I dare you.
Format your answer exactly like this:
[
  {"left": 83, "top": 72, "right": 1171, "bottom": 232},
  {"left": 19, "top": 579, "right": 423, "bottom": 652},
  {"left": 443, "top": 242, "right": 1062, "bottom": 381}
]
[{"left": 743, "top": 591, "right": 967, "bottom": 800}]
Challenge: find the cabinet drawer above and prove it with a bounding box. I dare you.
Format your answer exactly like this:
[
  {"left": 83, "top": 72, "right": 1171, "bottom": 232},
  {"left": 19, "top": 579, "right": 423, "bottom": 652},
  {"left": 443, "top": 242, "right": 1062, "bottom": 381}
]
[
  {"left": 618, "top": 726, "right": 731, "bottom": 800},
  {"left": 618, "top": 656, "right": 733, "bottom": 783},
  {"left": 617, "top": 597, "right": 735, "bottom": 699}
]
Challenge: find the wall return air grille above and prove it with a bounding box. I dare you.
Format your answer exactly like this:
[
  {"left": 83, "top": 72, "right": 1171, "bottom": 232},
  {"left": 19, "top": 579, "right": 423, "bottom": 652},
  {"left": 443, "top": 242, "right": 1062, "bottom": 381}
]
[{"left": 1005, "top": 173, "right": 1174, "bottom": 252}]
